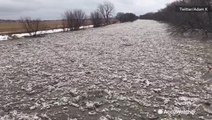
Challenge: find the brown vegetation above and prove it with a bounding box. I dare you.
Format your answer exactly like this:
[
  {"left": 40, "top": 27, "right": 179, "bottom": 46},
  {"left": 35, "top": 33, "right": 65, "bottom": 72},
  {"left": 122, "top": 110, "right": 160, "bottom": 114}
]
[
  {"left": 21, "top": 17, "right": 44, "bottom": 36},
  {"left": 90, "top": 11, "right": 103, "bottom": 27},
  {"left": 0, "top": 20, "right": 93, "bottom": 35},
  {"left": 0, "top": 20, "right": 63, "bottom": 35},
  {"left": 64, "top": 9, "right": 86, "bottom": 30}
]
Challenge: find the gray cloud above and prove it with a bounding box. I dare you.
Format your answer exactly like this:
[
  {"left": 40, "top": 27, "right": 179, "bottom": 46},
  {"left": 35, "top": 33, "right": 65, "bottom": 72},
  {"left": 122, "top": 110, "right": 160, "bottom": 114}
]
[{"left": 0, "top": 0, "right": 175, "bottom": 20}]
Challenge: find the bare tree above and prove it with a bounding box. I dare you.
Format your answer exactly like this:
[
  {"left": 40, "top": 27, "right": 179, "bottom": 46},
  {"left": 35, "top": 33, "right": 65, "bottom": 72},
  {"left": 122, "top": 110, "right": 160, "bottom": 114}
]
[
  {"left": 64, "top": 9, "right": 86, "bottom": 30},
  {"left": 90, "top": 11, "right": 103, "bottom": 27},
  {"left": 21, "top": 17, "right": 42, "bottom": 37},
  {"left": 73, "top": 9, "right": 86, "bottom": 30},
  {"left": 64, "top": 10, "right": 74, "bottom": 30},
  {"left": 98, "top": 1, "right": 115, "bottom": 25}
]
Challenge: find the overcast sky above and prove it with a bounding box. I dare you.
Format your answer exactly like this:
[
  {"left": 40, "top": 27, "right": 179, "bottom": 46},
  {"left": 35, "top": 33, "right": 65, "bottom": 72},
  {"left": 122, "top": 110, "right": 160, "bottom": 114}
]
[{"left": 0, "top": 0, "right": 175, "bottom": 20}]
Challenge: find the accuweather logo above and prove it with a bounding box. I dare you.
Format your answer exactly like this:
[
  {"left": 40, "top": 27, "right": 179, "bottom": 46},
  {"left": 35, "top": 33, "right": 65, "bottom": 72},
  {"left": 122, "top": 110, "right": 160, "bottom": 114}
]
[
  {"left": 176, "top": 6, "right": 211, "bottom": 12},
  {"left": 157, "top": 109, "right": 196, "bottom": 115}
]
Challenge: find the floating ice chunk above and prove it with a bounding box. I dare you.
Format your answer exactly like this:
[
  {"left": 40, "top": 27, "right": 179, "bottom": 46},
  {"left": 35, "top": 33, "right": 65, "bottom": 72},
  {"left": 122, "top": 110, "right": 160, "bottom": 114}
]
[
  {"left": 142, "top": 79, "right": 151, "bottom": 87},
  {"left": 70, "top": 88, "right": 78, "bottom": 96},
  {"left": 153, "top": 88, "right": 161, "bottom": 93},
  {"left": 69, "top": 102, "right": 80, "bottom": 108},
  {"left": 115, "top": 117, "right": 123, "bottom": 120},
  {"left": 88, "top": 111, "right": 97, "bottom": 115},
  {"left": 158, "top": 109, "right": 164, "bottom": 114},
  {"left": 86, "top": 101, "right": 95, "bottom": 109},
  {"left": 99, "top": 116, "right": 108, "bottom": 120},
  {"left": 179, "top": 96, "right": 199, "bottom": 102},
  {"left": 61, "top": 97, "right": 70, "bottom": 103},
  {"left": 68, "top": 118, "right": 78, "bottom": 120},
  {"left": 29, "top": 106, "right": 36, "bottom": 110},
  {"left": 41, "top": 102, "right": 50, "bottom": 110}
]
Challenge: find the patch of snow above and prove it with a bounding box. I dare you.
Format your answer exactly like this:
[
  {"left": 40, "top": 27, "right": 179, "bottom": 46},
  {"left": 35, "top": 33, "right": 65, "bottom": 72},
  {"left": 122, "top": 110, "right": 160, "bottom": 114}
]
[
  {"left": 79, "top": 25, "right": 94, "bottom": 29},
  {"left": 0, "top": 35, "right": 9, "bottom": 41}
]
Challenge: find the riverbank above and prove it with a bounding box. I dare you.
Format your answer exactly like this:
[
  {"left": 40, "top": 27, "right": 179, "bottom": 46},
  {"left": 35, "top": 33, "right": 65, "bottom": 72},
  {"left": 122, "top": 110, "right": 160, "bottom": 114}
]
[{"left": 0, "top": 25, "right": 94, "bottom": 41}]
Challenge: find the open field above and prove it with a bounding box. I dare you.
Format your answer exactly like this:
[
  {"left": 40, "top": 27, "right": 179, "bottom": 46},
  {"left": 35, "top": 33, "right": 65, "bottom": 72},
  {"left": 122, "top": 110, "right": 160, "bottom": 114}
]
[
  {"left": 0, "top": 20, "right": 212, "bottom": 120},
  {"left": 0, "top": 20, "right": 94, "bottom": 35},
  {"left": 0, "top": 20, "right": 64, "bottom": 35}
]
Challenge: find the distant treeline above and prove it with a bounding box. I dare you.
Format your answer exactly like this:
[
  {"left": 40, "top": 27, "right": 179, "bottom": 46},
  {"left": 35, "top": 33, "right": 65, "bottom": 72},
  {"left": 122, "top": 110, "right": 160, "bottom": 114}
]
[
  {"left": 140, "top": 0, "right": 212, "bottom": 35},
  {"left": 116, "top": 12, "right": 138, "bottom": 23},
  {"left": 0, "top": 20, "right": 19, "bottom": 23}
]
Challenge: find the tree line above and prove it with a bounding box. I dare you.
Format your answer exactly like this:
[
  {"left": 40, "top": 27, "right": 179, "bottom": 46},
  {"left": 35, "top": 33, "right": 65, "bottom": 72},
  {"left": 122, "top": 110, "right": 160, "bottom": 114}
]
[
  {"left": 116, "top": 12, "right": 138, "bottom": 23},
  {"left": 21, "top": 1, "right": 115, "bottom": 37},
  {"left": 20, "top": 1, "right": 139, "bottom": 37},
  {"left": 140, "top": 0, "right": 212, "bottom": 36}
]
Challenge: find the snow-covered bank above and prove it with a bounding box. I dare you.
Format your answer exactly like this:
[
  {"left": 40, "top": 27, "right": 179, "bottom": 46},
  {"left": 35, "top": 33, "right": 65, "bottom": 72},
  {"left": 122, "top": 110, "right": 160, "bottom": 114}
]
[{"left": 0, "top": 25, "right": 94, "bottom": 41}]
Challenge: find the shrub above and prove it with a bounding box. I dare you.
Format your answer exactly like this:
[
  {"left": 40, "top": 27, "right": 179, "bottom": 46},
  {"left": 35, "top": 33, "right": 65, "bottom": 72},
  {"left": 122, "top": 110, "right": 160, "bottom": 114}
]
[
  {"left": 64, "top": 9, "right": 86, "bottom": 30},
  {"left": 20, "top": 17, "right": 43, "bottom": 37},
  {"left": 116, "top": 12, "right": 138, "bottom": 22}
]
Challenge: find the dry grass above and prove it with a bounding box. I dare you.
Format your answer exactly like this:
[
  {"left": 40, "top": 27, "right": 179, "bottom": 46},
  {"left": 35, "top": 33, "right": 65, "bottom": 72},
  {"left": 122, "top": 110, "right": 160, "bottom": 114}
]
[
  {"left": 0, "top": 20, "right": 63, "bottom": 35},
  {"left": 0, "top": 19, "right": 119, "bottom": 35}
]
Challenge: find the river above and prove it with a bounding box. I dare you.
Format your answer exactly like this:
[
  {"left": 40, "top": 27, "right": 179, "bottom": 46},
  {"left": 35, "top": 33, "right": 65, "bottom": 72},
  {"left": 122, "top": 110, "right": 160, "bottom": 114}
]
[{"left": 0, "top": 20, "right": 212, "bottom": 120}]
